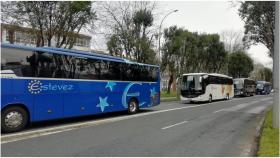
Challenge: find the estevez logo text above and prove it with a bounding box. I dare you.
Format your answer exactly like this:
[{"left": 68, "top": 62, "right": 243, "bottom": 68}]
[{"left": 28, "top": 80, "right": 74, "bottom": 94}]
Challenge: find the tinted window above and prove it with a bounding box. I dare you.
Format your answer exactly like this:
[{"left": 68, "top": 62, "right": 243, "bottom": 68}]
[
  {"left": 1, "top": 47, "right": 36, "bottom": 77},
  {"left": 207, "top": 75, "right": 232, "bottom": 85},
  {"left": 1, "top": 47, "right": 159, "bottom": 82}
]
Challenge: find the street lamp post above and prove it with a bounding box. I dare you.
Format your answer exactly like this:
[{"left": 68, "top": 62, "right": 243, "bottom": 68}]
[
  {"left": 158, "top": 9, "right": 178, "bottom": 61},
  {"left": 273, "top": 1, "right": 279, "bottom": 128}
]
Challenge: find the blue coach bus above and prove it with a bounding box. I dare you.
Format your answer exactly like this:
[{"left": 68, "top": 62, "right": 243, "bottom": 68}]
[
  {"left": 256, "top": 81, "right": 272, "bottom": 95},
  {"left": 1, "top": 44, "right": 160, "bottom": 132}
]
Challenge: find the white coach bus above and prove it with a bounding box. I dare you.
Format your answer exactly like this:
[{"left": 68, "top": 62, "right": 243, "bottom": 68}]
[{"left": 179, "top": 73, "right": 234, "bottom": 103}]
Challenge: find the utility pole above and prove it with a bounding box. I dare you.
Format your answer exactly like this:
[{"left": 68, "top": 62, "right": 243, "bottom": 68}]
[
  {"left": 273, "top": 1, "right": 279, "bottom": 128},
  {"left": 158, "top": 10, "right": 178, "bottom": 61}
]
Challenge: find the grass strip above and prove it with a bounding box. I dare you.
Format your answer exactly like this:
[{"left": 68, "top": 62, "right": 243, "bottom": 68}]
[{"left": 257, "top": 108, "right": 279, "bottom": 157}]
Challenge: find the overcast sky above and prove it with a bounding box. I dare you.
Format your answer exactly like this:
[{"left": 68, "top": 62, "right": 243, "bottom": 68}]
[
  {"left": 157, "top": 1, "right": 272, "bottom": 68},
  {"left": 91, "top": 1, "right": 273, "bottom": 68}
]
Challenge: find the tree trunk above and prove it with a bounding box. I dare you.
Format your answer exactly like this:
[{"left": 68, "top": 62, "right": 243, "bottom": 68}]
[
  {"left": 167, "top": 73, "right": 174, "bottom": 94},
  {"left": 8, "top": 30, "right": 14, "bottom": 44}
]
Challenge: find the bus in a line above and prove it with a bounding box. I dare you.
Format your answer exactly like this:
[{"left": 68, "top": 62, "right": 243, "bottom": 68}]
[
  {"left": 179, "top": 73, "right": 233, "bottom": 103},
  {"left": 233, "top": 78, "right": 256, "bottom": 97},
  {"left": 256, "top": 81, "right": 272, "bottom": 95},
  {"left": 1, "top": 43, "right": 160, "bottom": 133}
]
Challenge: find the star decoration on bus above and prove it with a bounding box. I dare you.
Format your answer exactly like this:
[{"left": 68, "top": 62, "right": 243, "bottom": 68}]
[
  {"left": 150, "top": 87, "right": 157, "bottom": 98},
  {"left": 96, "top": 97, "right": 109, "bottom": 112},
  {"left": 105, "top": 82, "right": 117, "bottom": 91}
]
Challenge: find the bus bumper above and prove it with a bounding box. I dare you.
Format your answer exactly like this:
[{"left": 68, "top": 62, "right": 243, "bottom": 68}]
[{"left": 180, "top": 95, "right": 204, "bottom": 103}]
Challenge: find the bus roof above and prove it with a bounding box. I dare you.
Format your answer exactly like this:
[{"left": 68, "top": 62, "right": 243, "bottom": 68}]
[
  {"left": 182, "top": 73, "right": 207, "bottom": 76},
  {"left": 182, "top": 73, "right": 232, "bottom": 78},
  {"left": 257, "top": 81, "right": 271, "bottom": 84},
  {"left": 1, "top": 43, "right": 159, "bottom": 68},
  {"left": 234, "top": 78, "right": 254, "bottom": 81}
]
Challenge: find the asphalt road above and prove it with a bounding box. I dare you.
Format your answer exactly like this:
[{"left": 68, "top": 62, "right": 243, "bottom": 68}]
[{"left": 1, "top": 94, "right": 273, "bottom": 156}]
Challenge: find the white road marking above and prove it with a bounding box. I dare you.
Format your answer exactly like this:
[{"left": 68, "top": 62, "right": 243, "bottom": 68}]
[
  {"left": 225, "top": 101, "right": 258, "bottom": 111},
  {"left": 1, "top": 95, "right": 269, "bottom": 144},
  {"left": 161, "top": 121, "right": 188, "bottom": 130},
  {"left": 259, "top": 97, "right": 273, "bottom": 101},
  {"left": 1, "top": 128, "right": 73, "bottom": 144},
  {"left": 0, "top": 102, "right": 229, "bottom": 140},
  {"left": 246, "top": 101, "right": 273, "bottom": 114},
  {"left": 213, "top": 108, "right": 226, "bottom": 113},
  {"left": 212, "top": 99, "right": 272, "bottom": 114}
]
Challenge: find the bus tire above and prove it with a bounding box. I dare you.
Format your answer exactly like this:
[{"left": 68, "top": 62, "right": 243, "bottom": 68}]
[
  {"left": 209, "top": 95, "right": 212, "bottom": 103},
  {"left": 226, "top": 93, "right": 230, "bottom": 100},
  {"left": 1, "top": 106, "right": 28, "bottom": 133},
  {"left": 128, "top": 98, "right": 139, "bottom": 114}
]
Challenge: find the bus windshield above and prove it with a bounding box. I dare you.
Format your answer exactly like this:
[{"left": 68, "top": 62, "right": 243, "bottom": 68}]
[
  {"left": 257, "top": 83, "right": 264, "bottom": 89},
  {"left": 234, "top": 79, "right": 243, "bottom": 89},
  {"left": 181, "top": 75, "right": 202, "bottom": 91}
]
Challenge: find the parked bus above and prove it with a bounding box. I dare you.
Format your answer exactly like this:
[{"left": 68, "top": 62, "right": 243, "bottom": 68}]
[
  {"left": 233, "top": 78, "right": 256, "bottom": 97},
  {"left": 179, "top": 73, "right": 233, "bottom": 103},
  {"left": 256, "top": 81, "right": 272, "bottom": 95},
  {"left": 1, "top": 44, "right": 160, "bottom": 132}
]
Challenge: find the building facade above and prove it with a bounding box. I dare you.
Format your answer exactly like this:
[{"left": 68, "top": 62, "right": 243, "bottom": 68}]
[{"left": 1, "top": 23, "right": 91, "bottom": 51}]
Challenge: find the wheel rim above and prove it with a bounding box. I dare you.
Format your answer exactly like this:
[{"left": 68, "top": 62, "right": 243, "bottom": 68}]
[
  {"left": 4, "top": 111, "right": 23, "bottom": 128},
  {"left": 129, "top": 101, "right": 137, "bottom": 112}
]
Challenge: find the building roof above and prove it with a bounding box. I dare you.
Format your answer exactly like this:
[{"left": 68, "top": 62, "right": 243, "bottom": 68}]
[{"left": 1, "top": 23, "right": 91, "bottom": 39}]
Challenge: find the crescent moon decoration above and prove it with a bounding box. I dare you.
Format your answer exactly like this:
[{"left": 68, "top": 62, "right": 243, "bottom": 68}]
[
  {"left": 122, "top": 82, "right": 142, "bottom": 108},
  {"left": 150, "top": 87, "right": 158, "bottom": 106}
]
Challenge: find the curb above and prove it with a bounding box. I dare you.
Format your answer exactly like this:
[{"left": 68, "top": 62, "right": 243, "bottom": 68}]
[
  {"left": 242, "top": 109, "right": 269, "bottom": 156},
  {"left": 161, "top": 97, "right": 177, "bottom": 100},
  {"left": 252, "top": 115, "right": 266, "bottom": 156}
]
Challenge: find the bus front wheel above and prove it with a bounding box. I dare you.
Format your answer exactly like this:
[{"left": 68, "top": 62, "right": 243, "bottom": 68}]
[
  {"left": 1, "top": 106, "right": 28, "bottom": 133},
  {"left": 128, "top": 98, "right": 139, "bottom": 114},
  {"left": 226, "top": 93, "right": 230, "bottom": 100}
]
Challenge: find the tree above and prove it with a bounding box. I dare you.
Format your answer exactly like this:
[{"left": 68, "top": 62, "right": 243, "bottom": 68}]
[
  {"left": 1, "top": 1, "right": 96, "bottom": 48},
  {"left": 107, "top": 34, "right": 123, "bottom": 57},
  {"left": 161, "top": 26, "right": 185, "bottom": 93},
  {"left": 133, "top": 9, "right": 155, "bottom": 63},
  {"left": 228, "top": 51, "right": 254, "bottom": 78},
  {"left": 263, "top": 67, "right": 273, "bottom": 82},
  {"left": 250, "top": 64, "right": 273, "bottom": 82},
  {"left": 238, "top": 1, "right": 275, "bottom": 56},
  {"left": 220, "top": 29, "right": 245, "bottom": 53},
  {"left": 161, "top": 26, "right": 228, "bottom": 93},
  {"left": 97, "top": 1, "right": 157, "bottom": 64}
]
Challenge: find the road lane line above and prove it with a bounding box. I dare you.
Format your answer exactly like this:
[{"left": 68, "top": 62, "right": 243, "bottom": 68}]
[
  {"left": 213, "top": 100, "right": 268, "bottom": 113},
  {"left": 1, "top": 102, "right": 225, "bottom": 143},
  {"left": 259, "top": 97, "right": 273, "bottom": 101},
  {"left": 161, "top": 121, "right": 188, "bottom": 130},
  {"left": 1, "top": 102, "right": 229, "bottom": 140},
  {"left": 1, "top": 95, "right": 271, "bottom": 144},
  {"left": 213, "top": 108, "right": 226, "bottom": 113},
  {"left": 1, "top": 128, "right": 73, "bottom": 144}
]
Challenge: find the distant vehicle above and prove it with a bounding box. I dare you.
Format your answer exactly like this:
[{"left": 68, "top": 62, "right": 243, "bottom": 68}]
[
  {"left": 256, "top": 81, "right": 272, "bottom": 95},
  {"left": 233, "top": 78, "right": 256, "bottom": 97},
  {"left": 179, "top": 73, "right": 234, "bottom": 103},
  {"left": 1, "top": 44, "right": 160, "bottom": 133}
]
